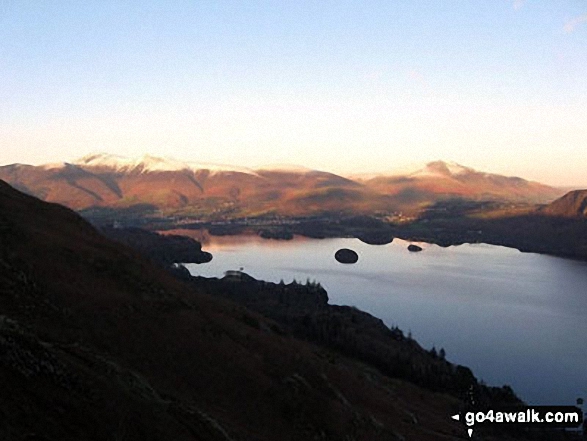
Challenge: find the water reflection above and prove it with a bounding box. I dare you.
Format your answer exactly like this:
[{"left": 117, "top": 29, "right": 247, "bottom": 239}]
[{"left": 185, "top": 232, "right": 587, "bottom": 405}]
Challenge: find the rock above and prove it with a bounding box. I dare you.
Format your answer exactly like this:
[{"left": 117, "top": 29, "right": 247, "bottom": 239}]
[
  {"left": 407, "top": 244, "right": 422, "bottom": 252},
  {"left": 335, "top": 248, "right": 359, "bottom": 264}
]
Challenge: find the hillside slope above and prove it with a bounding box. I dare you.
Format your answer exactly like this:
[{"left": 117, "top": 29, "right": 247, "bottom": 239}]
[
  {"left": 1, "top": 179, "right": 486, "bottom": 440},
  {"left": 540, "top": 189, "right": 587, "bottom": 218}
]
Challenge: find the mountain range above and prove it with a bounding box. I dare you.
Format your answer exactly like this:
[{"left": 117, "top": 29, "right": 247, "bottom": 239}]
[{"left": 0, "top": 154, "right": 564, "bottom": 218}]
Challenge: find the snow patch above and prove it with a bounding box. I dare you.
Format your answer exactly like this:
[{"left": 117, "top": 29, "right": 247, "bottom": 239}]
[
  {"left": 411, "top": 161, "right": 474, "bottom": 178},
  {"left": 73, "top": 153, "right": 259, "bottom": 176},
  {"left": 39, "top": 162, "right": 68, "bottom": 170},
  {"left": 350, "top": 161, "right": 476, "bottom": 179},
  {"left": 443, "top": 162, "right": 472, "bottom": 175}
]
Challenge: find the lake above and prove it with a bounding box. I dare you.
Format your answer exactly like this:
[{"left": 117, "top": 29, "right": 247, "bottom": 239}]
[{"left": 185, "top": 234, "right": 587, "bottom": 406}]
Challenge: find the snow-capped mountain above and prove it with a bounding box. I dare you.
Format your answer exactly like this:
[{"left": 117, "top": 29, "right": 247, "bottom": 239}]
[
  {"left": 74, "top": 153, "right": 259, "bottom": 175},
  {"left": 359, "top": 160, "right": 563, "bottom": 205},
  {"left": 0, "top": 155, "right": 564, "bottom": 215}
]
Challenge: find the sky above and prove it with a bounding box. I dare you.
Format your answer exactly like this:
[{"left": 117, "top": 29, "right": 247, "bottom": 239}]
[{"left": 0, "top": 1, "right": 586, "bottom": 186}]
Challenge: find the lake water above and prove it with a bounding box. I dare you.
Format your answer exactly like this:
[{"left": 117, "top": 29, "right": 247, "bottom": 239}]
[{"left": 185, "top": 234, "right": 587, "bottom": 406}]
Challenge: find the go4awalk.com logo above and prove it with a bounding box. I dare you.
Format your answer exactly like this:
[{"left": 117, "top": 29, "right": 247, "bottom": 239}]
[{"left": 451, "top": 406, "right": 583, "bottom": 437}]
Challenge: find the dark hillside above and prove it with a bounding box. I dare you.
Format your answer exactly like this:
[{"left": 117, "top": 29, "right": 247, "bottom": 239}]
[
  {"left": 0, "top": 180, "right": 561, "bottom": 440},
  {"left": 0, "top": 180, "right": 464, "bottom": 440}
]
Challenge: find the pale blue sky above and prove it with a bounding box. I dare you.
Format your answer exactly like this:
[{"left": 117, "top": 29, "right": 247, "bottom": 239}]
[{"left": 1, "top": 1, "right": 586, "bottom": 185}]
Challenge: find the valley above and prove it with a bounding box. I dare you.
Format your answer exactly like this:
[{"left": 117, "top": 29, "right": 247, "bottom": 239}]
[{"left": 4, "top": 153, "right": 585, "bottom": 261}]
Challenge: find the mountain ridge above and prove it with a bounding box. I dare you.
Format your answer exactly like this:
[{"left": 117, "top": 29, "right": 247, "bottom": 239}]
[{"left": 0, "top": 154, "right": 565, "bottom": 217}]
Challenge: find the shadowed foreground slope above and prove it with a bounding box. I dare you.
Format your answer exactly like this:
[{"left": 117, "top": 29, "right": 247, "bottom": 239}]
[{"left": 0, "top": 180, "right": 550, "bottom": 440}]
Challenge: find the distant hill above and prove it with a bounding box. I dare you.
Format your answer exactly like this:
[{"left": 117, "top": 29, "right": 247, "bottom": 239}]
[
  {"left": 0, "top": 154, "right": 565, "bottom": 218},
  {"left": 539, "top": 189, "right": 587, "bottom": 218},
  {"left": 359, "top": 161, "right": 563, "bottom": 209}
]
